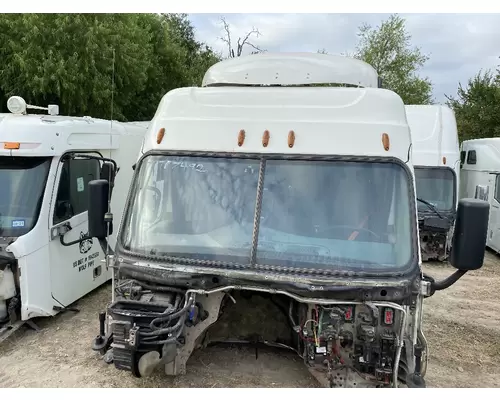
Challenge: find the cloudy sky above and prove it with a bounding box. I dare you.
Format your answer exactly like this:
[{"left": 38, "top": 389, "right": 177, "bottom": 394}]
[{"left": 188, "top": 13, "right": 500, "bottom": 104}]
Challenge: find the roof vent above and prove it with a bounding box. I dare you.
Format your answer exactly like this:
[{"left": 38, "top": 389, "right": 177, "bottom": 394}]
[{"left": 202, "top": 52, "right": 379, "bottom": 88}]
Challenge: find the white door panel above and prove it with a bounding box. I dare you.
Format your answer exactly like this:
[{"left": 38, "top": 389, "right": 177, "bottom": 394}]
[{"left": 48, "top": 153, "right": 110, "bottom": 308}]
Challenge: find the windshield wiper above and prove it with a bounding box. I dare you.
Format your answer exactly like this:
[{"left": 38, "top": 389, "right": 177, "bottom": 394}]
[{"left": 417, "top": 198, "right": 445, "bottom": 220}]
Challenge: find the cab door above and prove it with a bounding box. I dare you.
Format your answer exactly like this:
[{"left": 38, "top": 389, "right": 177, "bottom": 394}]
[{"left": 48, "top": 153, "right": 110, "bottom": 308}]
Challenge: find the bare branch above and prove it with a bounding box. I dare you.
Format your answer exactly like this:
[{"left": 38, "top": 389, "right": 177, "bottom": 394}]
[
  {"left": 217, "top": 16, "right": 265, "bottom": 58},
  {"left": 218, "top": 16, "right": 232, "bottom": 58},
  {"left": 240, "top": 27, "right": 261, "bottom": 46},
  {"left": 245, "top": 42, "right": 264, "bottom": 53}
]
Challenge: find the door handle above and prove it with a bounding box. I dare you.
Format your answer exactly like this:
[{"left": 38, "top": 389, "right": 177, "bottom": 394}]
[{"left": 50, "top": 221, "right": 72, "bottom": 240}]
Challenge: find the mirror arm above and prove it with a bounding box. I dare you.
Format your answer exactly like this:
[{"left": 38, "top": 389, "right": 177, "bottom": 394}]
[
  {"left": 69, "top": 154, "right": 118, "bottom": 173},
  {"left": 424, "top": 270, "right": 468, "bottom": 297},
  {"left": 60, "top": 234, "right": 92, "bottom": 247}
]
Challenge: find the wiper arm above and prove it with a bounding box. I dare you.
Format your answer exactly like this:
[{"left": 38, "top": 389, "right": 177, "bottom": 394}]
[{"left": 417, "top": 198, "right": 445, "bottom": 220}]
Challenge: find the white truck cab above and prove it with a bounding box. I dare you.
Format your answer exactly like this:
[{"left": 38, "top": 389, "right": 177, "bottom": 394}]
[
  {"left": 0, "top": 96, "right": 148, "bottom": 340},
  {"left": 405, "top": 105, "right": 460, "bottom": 261},
  {"left": 86, "top": 53, "right": 489, "bottom": 388},
  {"left": 459, "top": 138, "right": 500, "bottom": 253}
]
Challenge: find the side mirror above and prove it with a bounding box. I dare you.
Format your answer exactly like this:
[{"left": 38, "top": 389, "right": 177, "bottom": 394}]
[
  {"left": 88, "top": 179, "right": 112, "bottom": 240},
  {"left": 100, "top": 161, "right": 116, "bottom": 182},
  {"left": 449, "top": 198, "right": 489, "bottom": 271},
  {"left": 100, "top": 161, "right": 116, "bottom": 197}
]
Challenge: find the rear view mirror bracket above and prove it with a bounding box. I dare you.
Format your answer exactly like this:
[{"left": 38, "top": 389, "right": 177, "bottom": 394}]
[{"left": 422, "top": 270, "right": 468, "bottom": 297}]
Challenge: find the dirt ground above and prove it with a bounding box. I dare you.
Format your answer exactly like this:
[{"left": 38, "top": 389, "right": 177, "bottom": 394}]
[{"left": 1, "top": 251, "right": 500, "bottom": 388}]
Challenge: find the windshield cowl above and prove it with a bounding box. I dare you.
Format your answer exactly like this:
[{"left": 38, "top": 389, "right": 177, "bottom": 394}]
[{"left": 113, "top": 254, "right": 418, "bottom": 302}]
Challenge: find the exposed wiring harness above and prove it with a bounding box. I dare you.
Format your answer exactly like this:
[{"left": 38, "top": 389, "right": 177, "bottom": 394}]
[
  {"left": 137, "top": 295, "right": 194, "bottom": 345},
  {"left": 115, "top": 277, "right": 195, "bottom": 346}
]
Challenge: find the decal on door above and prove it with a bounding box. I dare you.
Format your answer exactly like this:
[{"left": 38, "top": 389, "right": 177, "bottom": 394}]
[
  {"left": 73, "top": 251, "right": 100, "bottom": 272},
  {"left": 79, "top": 231, "right": 93, "bottom": 254}
]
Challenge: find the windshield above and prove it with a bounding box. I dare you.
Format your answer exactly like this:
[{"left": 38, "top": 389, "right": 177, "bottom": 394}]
[
  {"left": 0, "top": 157, "right": 52, "bottom": 237},
  {"left": 121, "top": 155, "right": 414, "bottom": 273},
  {"left": 414, "top": 167, "right": 455, "bottom": 213}
]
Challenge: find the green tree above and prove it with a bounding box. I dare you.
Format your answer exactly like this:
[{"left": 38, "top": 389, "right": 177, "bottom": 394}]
[
  {"left": 353, "top": 14, "right": 433, "bottom": 104},
  {"left": 0, "top": 14, "right": 152, "bottom": 120},
  {"left": 446, "top": 68, "right": 500, "bottom": 142},
  {"left": 165, "top": 14, "right": 221, "bottom": 85},
  {"left": 124, "top": 13, "right": 220, "bottom": 120},
  {"left": 0, "top": 14, "right": 220, "bottom": 121}
]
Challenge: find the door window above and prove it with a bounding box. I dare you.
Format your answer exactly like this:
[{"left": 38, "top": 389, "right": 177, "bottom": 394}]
[
  {"left": 495, "top": 175, "right": 500, "bottom": 203},
  {"left": 53, "top": 156, "right": 100, "bottom": 225},
  {"left": 467, "top": 150, "right": 477, "bottom": 164}
]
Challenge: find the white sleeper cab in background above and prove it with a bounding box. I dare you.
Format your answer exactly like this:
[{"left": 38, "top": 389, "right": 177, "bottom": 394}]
[
  {"left": 405, "top": 105, "right": 460, "bottom": 262},
  {"left": 0, "top": 96, "right": 149, "bottom": 342},
  {"left": 82, "top": 52, "right": 489, "bottom": 388},
  {"left": 460, "top": 138, "right": 500, "bottom": 254}
]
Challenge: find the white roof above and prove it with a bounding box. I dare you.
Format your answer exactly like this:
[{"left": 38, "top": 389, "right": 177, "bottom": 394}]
[
  {"left": 405, "top": 105, "right": 459, "bottom": 169},
  {"left": 461, "top": 137, "right": 500, "bottom": 171},
  {"left": 125, "top": 121, "right": 150, "bottom": 129},
  {"left": 142, "top": 85, "right": 411, "bottom": 162},
  {"left": 0, "top": 113, "right": 149, "bottom": 157},
  {"left": 202, "top": 52, "right": 380, "bottom": 88}
]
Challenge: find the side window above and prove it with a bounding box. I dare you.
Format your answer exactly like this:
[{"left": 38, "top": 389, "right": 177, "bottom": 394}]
[
  {"left": 495, "top": 175, "right": 500, "bottom": 203},
  {"left": 53, "top": 157, "right": 100, "bottom": 224},
  {"left": 467, "top": 150, "right": 477, "bottom": 164}
]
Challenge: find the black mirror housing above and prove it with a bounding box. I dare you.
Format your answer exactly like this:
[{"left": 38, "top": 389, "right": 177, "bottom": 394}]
[
  {"left": 449, "top": 198, "right": 489, "bottom": 271},
  {"left": 100, "top": 161, "right": 116, "bottom": 183},
  {"left": 88, "top": 179, "right": 110, "bottom": 240},
  {"left": 100, "top": 161, "right": 116, "bottom": 197}
]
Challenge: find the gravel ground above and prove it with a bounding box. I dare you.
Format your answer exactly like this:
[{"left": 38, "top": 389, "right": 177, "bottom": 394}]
[{"left": 1, "top": 251, "right": 499, "bottom": 388}]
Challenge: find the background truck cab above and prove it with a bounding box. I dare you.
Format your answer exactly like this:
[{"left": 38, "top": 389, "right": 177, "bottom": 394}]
[
  {"left": 0, "top": 96, "right": 148, "bottom": 339},
  {"left": 460, "top": 138, "right": 500, "bottom": 254},
  {"left": 405, "top": 105, "right": 460, "bottom": 261}
]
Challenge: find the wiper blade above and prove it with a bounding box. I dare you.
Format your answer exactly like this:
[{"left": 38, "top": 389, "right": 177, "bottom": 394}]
[{"left": 417, "top": 198, "right": 445, "bottom": 220}]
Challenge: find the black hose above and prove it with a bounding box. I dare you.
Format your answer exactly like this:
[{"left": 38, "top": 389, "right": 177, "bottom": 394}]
[
  {"left": 149, "top": 296, "right": 194, "bottom": 330},
  {"left": 141, "top": 325, "right": 185, "bottom": 345},
  {"left": 140, "top": 314, "right": 186, "bottom": 337}
]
